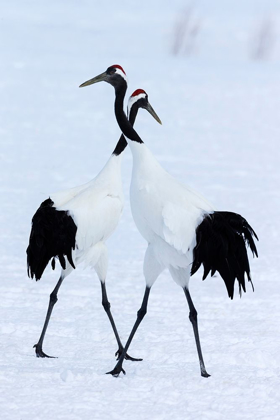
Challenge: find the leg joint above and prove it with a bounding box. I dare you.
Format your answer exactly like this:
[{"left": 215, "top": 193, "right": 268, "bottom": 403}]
[
  {"left": 189, "top": 308, "right": 197, "bottom": 323},
  {"left": 102, "top": 300, "right": 111, "bottom": 312},
  {"left": 50, "top": 292, "right": 58, "bottom": 304},
  {"left": 137, "top": 307, "right": 147, "bottom": 321}
]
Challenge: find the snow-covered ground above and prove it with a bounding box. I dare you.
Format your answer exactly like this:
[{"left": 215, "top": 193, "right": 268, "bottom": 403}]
[{"left": 1, "top": 1, "right": 280, "bottom": 419}]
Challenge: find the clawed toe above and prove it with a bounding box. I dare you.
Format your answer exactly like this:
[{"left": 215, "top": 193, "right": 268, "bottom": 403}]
[
  {"left": 33, "top": 344, "right": 56, "bottom": 358},
  {"left": 115, "top": 349, "right": 142, "bottom": 362},
  {"left": 125, "top": 354, "right": 143, "bottom": 362},
  {"left": 106, "top": 366, "right": 126, "bottom": 377},
  {"left": 201, "top": 370, "right": 211, "bottom": 378}
]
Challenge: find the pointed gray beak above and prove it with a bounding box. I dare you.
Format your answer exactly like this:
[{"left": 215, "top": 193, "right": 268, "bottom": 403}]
[
  {"left": 79, "top": 71, "right": 107, "bottom": 88},
  {"left": 145, "top": 102, "right": 162, "bottom": 125}
]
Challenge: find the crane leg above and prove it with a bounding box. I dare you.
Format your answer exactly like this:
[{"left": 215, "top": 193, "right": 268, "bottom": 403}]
[
  {"left": 106, "top": 286, "right": 151, "bottom": 377},
  {"left": 100, "top": 282, "right": 142, "bottom": 362},
  {"left": 33, "top": 276, "right": 64, "bottom": 358},
  {"left": 183, "top": 287, "right": 210, "bottom": 377}
]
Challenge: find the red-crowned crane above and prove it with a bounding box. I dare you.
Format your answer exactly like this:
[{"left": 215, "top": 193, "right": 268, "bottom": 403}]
[
  {"left": 79, "top": 65, "right": 258, "bottom": 377},
  {"left": 26, "top": 84, "right": 162, "bottom": 359}
]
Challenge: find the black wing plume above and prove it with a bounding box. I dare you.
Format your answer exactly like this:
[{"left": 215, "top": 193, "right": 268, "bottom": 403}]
[
  {"left": 26, "top": 198, "right": 77, "bottom": 280},
  {"left": 191, "top": 211, "right": 258, "bottom": 299}
]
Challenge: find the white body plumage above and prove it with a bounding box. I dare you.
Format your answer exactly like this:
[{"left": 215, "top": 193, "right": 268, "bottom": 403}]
[
  {"left": 53, "top": 154, "right": 123, "bottom": 280},
  {"left": 128, "top": 141, "right": 214, "bottom": 287}
]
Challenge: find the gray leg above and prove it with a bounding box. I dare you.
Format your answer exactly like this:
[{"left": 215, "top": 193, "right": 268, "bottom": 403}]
[
  {"left": 183, "top": 287, "right": 210, "bottom": 377},
  {"left": 107, "top": 286, "right": 151, "bottom": 377},
  {"left": 34, "top": 276, "right": 64, "bottom": 358},
  {"left": 100, "top": 282, "right": 142, "bottom": 362}
]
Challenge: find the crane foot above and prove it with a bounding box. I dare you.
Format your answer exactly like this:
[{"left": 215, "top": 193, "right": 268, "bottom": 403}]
[
  {"left": 115, "top": 348, "right": 143, "bottom": 362},
  {"left": 33, "top": 344, "right": 57, "bottom": 358},
  {"left": 106, "top": 365, "right": 126, "bottom": 377},
  {"left": 201, "top": 369, "right": 211, "bottom": 378}
]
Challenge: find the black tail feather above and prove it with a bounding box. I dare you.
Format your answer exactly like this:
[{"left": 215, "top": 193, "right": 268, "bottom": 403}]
[
  {"left": 26, "top": 198, "right": 77, "bottom": 280},
  {"left": 191, "top": 211, "right": 258, "bottom": 299}
]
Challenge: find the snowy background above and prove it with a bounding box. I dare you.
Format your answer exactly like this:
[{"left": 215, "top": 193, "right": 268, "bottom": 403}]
[{"left": 1, "top": 0, "right": 280, "bottom": 419}]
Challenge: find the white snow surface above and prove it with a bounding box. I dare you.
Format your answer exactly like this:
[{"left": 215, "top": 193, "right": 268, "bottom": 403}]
[{"left": 1, "top": 1, "right": 280, "bottom": 419}]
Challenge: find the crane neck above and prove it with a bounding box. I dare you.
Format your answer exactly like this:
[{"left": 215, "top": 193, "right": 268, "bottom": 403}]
[
  {"left": 112, "top": 100, "right": 140, "bottom": 156},
  {"left": 114, "top": 83, "right": 144, "bottom": 145},
  {"left": 112, "top": 135, "right": 127, "bottom": 157}
]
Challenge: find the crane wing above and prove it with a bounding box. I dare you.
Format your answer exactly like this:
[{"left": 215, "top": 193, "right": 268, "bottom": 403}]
[
  {"left": 64, "top": 190, "right": 123, "bottom": 252},
  {"left": 27, "top": 198, "right": 77, "bottom": 280},
  {"left": 162, "top": 202, "right": 205, "bottom": 254},
  {"left": 191, "top": 211, "right": 258, "bottom": 299}
]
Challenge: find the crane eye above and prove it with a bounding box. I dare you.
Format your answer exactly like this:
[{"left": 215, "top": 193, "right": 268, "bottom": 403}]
[{"left": 107, "top": 67, "right": 116, "bottom": 75}]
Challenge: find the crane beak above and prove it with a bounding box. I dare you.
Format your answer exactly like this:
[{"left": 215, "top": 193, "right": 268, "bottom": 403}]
[
  {"left": 79, "top": 71, "right": 107, "bottom": 88},
  {"left": 145, "top": 102, "right": 162, "bottom": 125}
]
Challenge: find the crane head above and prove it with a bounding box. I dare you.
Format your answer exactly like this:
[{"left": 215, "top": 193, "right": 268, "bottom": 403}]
[
  {"left": 128, "top": 89, "right": 162, "bottom": 125},
  {"left": 79, "top": 65, "right": 127, "bottom": 89}
]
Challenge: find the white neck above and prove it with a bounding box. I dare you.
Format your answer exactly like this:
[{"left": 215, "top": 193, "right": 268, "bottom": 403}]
[{"left": 127, "top": 93, "right": 146, "bottom": 116}]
